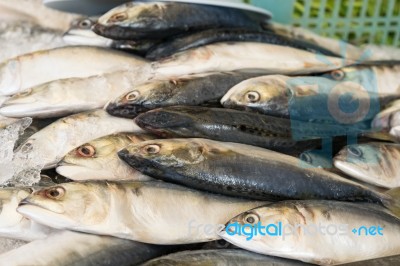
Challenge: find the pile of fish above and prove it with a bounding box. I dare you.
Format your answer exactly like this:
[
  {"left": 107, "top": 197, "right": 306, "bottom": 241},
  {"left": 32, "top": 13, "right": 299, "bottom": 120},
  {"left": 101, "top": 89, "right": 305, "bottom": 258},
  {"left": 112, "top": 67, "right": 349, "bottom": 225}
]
[{"left": 1, "top": 0, "right": 400, "bottom": 265}]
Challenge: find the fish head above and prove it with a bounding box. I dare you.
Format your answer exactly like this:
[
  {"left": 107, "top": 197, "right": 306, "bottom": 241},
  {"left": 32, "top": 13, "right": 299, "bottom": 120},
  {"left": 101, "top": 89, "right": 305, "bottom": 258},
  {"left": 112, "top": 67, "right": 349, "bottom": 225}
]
[
  {"left": 57, "top": 137, "right": 118, "bottom": 180},
  {"left": 333, "top": 143, "right": 395, "bottom": 186},
  {"left": 94, "top": 2, "right": 168, "bottom": 39},
  {"left": 106, "top": 80, "right": 175, "bottom": 118},
  {"left": 57, "top": 134, "right": 150, "bottom": 180},
  {"left": 221, "top": 78, "right": 292, "bottom": 117},
  {"left": 0, "top": 59, "right": 21, "bottom": 96},
  {"left": 118, "top": 138, "right": 206, "bottom": 173},
  {"left": 219, "top": 204, "right": 301, "bottom": 254},
  {"left": 97, "top": 2, "right": 166, "bottom": 27},
  {"left": 17, "top": 182, "right": 109, "bottom": 230},
  {"left": 134, "top": 107, "right": 196, "bottom": 137},
  {"left": 64, "top": 17, "right": 112, "bottom": 47},
  {"left": 0, "top": 83, "right": 58, "bottom": 118}
]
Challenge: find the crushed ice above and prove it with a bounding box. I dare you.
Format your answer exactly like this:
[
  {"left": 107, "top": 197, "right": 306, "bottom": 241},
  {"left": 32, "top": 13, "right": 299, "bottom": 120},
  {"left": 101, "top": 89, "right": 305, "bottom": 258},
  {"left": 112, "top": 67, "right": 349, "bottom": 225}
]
[{"left": 0, "top": 118, "right": 43, "bottom": 186}]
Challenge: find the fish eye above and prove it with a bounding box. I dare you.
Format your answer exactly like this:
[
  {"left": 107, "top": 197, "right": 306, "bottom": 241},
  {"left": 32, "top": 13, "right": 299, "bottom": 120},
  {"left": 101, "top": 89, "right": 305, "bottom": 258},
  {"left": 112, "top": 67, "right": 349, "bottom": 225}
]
[
  {"left": 79, "top": 19, "right": 92, "bottom": 29},
  {"left": 16, "top": 89, "right": 32, "bottom": 97},
  {"left": 300, "top": 153, "right": 312, "bottom": 164},
  {"left": 330, "top": 70, "right": 345, "bottom": 81},
  {"left": 125, "top": 91, "right": 140, "bottom": 101},
  {"left": 143, "top": 144, "right": 161, "bottom": 154},
  {"left": 244, "top": 213, "right": 259, "bottom": 224},
  {"left": 245, "top": 91, "right": 260, "bottom": 103},
  {"left": 108, "top": 12, "right": 128, "bottom": 23},
  {"left": 347, "top": 146, "right": 363, "bottom": 157},
  {"left": 45, "top": 187, "right": 65, "bottom": 200},
  {"left": 76, "top": 144, "right": 96, "bottom": 157}
]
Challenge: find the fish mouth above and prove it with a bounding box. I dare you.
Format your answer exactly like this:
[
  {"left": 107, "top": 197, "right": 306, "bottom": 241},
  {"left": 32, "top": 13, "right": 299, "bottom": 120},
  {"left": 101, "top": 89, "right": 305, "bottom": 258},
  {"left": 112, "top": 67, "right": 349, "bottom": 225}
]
[
  {"left": 18, "top": 199, "right": 63, "bottom": 214},
  {"left": 221, "top": 99, "right": 244, "bottom": 110},
  {"left": 17, "top": 204, "right": 71, "bottom": 230},
  {"left": 220, "top": 98, "right": 233, "bottom": 108},
  {"left": 220, "top": 90, "right": 237, "bottom": 107},
  {"left": 63, "top": 29, "right": 112, "bottom": 47},
  {"left": 117, "top": 149, "right": 148, "bottom": 170},
  {"left": 333, "top": 159, "right": 369, "bottom": 181},
  {"left": 18, "top": 198, "right": 31, "bottom": 207},
  {"left": 106, "top": 102, "right": 149, "bottom": 119}
]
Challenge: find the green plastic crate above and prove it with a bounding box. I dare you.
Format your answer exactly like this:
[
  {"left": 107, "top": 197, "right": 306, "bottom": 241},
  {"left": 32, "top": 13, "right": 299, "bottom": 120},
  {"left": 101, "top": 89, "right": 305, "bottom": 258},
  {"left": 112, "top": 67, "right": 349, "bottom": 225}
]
[{"left": 249, "top": 0, "right": 400, "bottom": 46}]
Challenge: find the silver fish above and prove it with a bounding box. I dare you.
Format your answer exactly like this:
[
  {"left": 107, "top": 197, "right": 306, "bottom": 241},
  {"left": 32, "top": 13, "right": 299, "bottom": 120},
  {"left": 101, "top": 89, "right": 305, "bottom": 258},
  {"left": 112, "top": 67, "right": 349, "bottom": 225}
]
[
  {"left": 220, "top": 200, "right": 400, "bottom": 265},
  {"left": 322, "top": 65, "right": 400, "bottom": 96},
  {"left": 14, "top": 109, "right": 143, "bottom": 169},
  {"left": 17, "top": 181, "right": 266, "bottom": 244},
  {"left": 0, "top": 70, "right": 151, "bottom": 118},
  {"left": 263, "top": 22, "right": 364, "bottom": 61},
  {"left": 151, "top": 42, "right": 349, "bottom": 78},
  {"left": 0, "top": 46, "right": 149, "bottom": 96},
  {"left": 221, "top": 74, "right": 393, "bottom": 124}
]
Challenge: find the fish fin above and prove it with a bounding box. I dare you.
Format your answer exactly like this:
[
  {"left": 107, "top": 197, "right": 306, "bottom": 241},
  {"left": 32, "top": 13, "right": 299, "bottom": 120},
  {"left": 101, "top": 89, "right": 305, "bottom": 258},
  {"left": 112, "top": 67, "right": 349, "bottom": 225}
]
[{"left": 384, "top": 188, "right": 400, "bottom": 217}]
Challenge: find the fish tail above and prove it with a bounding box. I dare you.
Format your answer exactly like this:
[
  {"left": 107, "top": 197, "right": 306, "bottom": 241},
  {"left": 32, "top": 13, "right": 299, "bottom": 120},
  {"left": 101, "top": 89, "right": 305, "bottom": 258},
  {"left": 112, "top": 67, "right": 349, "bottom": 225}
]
[{"left": 383, "top": 188, "right": 400, "bottom": 217}]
